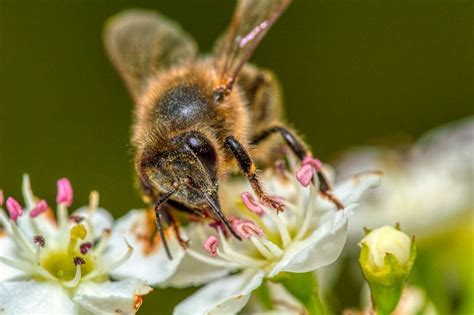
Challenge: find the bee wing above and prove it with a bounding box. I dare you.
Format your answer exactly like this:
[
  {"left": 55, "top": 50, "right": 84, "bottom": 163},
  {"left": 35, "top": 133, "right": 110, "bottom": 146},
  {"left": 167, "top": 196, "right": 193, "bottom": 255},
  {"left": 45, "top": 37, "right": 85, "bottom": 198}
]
[
  {"left": 104, "top": 9, "right": 198, "bottom": 101},
  {"left": 213, "top": 0, "right": 292, "bottom": 91}
]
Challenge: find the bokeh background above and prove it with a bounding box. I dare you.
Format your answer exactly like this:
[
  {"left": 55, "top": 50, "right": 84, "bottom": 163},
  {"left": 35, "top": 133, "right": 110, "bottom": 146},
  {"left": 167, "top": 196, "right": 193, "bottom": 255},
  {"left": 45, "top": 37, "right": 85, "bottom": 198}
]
[{"left": 0, "top": 0, "right": 472, "bottom": 314}]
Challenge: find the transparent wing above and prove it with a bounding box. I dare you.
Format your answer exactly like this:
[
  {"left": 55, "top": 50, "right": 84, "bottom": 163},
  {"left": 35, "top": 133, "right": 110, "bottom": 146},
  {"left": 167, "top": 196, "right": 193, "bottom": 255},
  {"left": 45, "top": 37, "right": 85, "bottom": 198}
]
[
  {"left": 104, "top": 9, "right": 198, "bottom": 101},
  {"left": 213, "top": 0, "right": 292, "bottom": 92}
]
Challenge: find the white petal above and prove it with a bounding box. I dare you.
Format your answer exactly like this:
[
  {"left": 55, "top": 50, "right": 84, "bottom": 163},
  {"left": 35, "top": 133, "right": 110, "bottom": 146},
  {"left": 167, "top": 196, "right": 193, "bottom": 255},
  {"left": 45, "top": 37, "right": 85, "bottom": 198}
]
[
  {"left": 0, "top": 281, "right": 75, "bottom": 314},
  {"left": 318, "top": 172, "right": 382, "bottom": 210},
  {"left": 105, "top": 209, "right": 185, "bottom": 285},
  {"left": 73, "top": 207, "right": 114, "bottom": 239},
  {"left": 173, "top": 269, "right": 264, "bottom": 315},
  {"left": 269, "top": 206, "right": 354, "bottom": 277},
  {"left": 165, "top": 224, "right": 232, "bottom": 288},
  {"left": 73, "top": 279, "right": 152, "bottom": 315},
  {"left": 0, "top": 234, "right": 26, "bottom": 281}
]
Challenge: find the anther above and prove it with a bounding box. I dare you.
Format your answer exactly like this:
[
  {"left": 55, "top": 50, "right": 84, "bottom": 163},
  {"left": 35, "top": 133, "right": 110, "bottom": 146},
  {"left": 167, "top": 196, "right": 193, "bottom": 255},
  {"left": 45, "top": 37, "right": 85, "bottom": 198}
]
[
  {"left": 69, "top": 215, "right": 84, "bottom": 223},
  {"left": 172, "top": 181, "right": 179, "bottom": 189},
  {"left": 33, "top": 235, "right": 45, "bottom": 247},
  {"left": 29, "top": 200, "right": 49, "bottom": 218},
  {"left": 296, "top": 164, "right": 314, "bottom": 187},
  {"left": 56, "top": 178, "right": 73, "bottom": 207},
  {"left": 73, "top": 256, "right": 86, "bottom": 266},
  {"left": 241, "top": 192, "right": 264, "bottom": 215},
  {"left": 204, "top": 235, "right": 219, "bottom": 258},
  {"left": 80, "top": 242, "right": 93, "bottom": 255},
  {"left": 232, "top": 219, "right": 264, "bottom": 239},
  {"left": 0, "top": 189, "right": 4, "bottom": 206},
  {"left": 6, "top": 197, "right": 23, "bottom": 222}
]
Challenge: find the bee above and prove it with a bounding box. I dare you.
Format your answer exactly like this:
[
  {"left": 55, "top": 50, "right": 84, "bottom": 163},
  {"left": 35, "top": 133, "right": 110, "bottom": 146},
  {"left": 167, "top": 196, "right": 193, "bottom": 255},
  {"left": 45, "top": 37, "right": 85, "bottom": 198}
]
[{"left": 104, "top": 0, "right": 343, "bottom": 258}]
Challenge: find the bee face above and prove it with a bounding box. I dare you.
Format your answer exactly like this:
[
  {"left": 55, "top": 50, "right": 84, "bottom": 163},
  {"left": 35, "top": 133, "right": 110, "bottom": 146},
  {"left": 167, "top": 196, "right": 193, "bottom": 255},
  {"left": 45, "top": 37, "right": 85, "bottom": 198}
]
[{"left": 144, "top": 131, "right": 219, "bottom": 209}]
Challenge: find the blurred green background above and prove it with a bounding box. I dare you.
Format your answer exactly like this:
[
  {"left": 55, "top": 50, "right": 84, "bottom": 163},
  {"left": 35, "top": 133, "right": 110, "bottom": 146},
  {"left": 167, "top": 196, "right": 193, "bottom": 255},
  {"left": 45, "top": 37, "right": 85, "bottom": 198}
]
[{"left": 0, "top": 0, "right": 472, "bottom": 314}]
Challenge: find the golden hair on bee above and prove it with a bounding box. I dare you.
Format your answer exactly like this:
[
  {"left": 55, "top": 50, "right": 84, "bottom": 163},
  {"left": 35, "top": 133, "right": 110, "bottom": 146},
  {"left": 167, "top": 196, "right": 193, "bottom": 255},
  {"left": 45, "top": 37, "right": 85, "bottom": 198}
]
[{"left": 104, "top": 0, "right": 343, "bottom": 259}]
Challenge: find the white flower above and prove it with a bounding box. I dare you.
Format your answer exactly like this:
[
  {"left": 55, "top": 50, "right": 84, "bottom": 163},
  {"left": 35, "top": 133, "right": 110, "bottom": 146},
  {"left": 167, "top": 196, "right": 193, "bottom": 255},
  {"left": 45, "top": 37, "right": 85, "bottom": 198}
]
[
  {"left": 169, "top": 158, "right": 381, "bottom": 315},
  {"left": 360, "top": 225, "right": 412, "bottom": 268},
  {"left": 336, "top": 117, "right": 474, "bottom": 241},
  {"left": 0, "top": 175, "right": 152, "bottom": 315}
]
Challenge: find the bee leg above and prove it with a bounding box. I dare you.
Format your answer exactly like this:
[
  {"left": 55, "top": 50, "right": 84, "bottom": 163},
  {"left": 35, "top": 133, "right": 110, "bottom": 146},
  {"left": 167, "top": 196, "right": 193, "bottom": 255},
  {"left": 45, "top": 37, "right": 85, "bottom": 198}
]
[
  {"left": 252, "top": 126, "right": 344, "bottom": 210},
  {"left": 225, "top": 135, "right": 284, "bottom": 212},
  {"left": 163, "top": 207, "right": 190, "bottom": 249},
  {"left": 153, "top": 190, "right": 176, "bottom": 260}
]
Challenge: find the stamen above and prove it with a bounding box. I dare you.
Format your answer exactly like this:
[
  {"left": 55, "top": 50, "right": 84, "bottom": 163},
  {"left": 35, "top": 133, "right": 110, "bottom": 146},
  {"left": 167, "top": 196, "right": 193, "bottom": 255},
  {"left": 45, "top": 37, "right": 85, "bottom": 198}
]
[
  {"left": 22, "top": 174, "right": 36, "bottom": 209},
  {"left": 33, "top": 235, "right": 45, "bottom": 247},
  {"left": 0, "top": 189, "right": 4, "bottom": 206},
  {"left": 29, "top": 200, "right": 49, "bottom": 218},
  {"left": 232, "top": 219, "right": 264, "bottom": 239},
  {"left": 216, "top": 229, "right": 267, "bottom": 267},
  {"left": 203, "top": 235, "right": 219, "bottom": 257},
  {"left": 69, "top": 215, "right": 84, "bottom": 223},
  {"left": 250, "top": 237, "right": 274, "bottom": 259},
  {"left": 6, "top": 197, "right": 23, "bottom": 222},
  {"left": 73, "top": 256, "right": 86, "bottom": 266},
  {"left": 241, "top": 192, "right": 264, "bottom": 215},
  {"left": 296, "top": 157, "right": 323, "bottom": 187},
  {"left": 80, "top": 242, "right": 92, "bottom": 255},
  {"left": 93, "top": 229, "right": 111, "bottom": 256},
  {"left": 68, "top": 224, "right": 87, "bottom": 253},
  {"left": 261, "top": 207, "right": 292, "bottom": 248},
  {"left": 296, "top": 164, "right": 314, "bottom": 187},
  {"left": 302, "top": 156, "right": 322, "bottom": 171},
  {"left": 63, "top": 265, "right": 82, "bottom": 288},
  {"left": 88, "top": 191, "right": 99, "bottom": 212},
  {"left": 186, "top": 248, "right": 240, "bottom": 268},
  {"left": 56, "top": 178, "right": 73, "bottom": 207}
]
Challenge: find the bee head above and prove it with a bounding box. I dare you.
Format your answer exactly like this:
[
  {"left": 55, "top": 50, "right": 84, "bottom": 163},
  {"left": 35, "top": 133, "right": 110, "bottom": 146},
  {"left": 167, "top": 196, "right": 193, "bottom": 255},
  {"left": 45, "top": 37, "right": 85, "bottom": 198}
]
[{"left": 141, "top": 131, "right": 220, "bottom": 211}]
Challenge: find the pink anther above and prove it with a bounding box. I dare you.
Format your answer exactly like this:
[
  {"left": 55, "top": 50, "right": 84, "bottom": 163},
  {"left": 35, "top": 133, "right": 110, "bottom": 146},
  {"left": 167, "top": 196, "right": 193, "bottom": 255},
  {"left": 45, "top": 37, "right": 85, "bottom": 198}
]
[
  {"left": 30, "top": 200, "right": 49, "bottom": 218},
  {"left": 232, "top": 219, "right": 264, "bottom": 239},
  {"left": 204, "top": 235, "right": 219, "bottom": 258},
  {"left": 56, "top": 178, "right": 73, "bottom": 207},
  {"left": 0, "top": 190, "right": 4, "bottom": 206},
  {"left": 241, "top": 192, "right": 264, "bottom": 215},
  {"left": 296, "top": 164, "right": 314, "bottom": 187},
  {"left": 302, "top": 156, "right": 322, "bottom": 171},
  {"left": 6, "top": 197, "right": 23, "bottom": 222}
]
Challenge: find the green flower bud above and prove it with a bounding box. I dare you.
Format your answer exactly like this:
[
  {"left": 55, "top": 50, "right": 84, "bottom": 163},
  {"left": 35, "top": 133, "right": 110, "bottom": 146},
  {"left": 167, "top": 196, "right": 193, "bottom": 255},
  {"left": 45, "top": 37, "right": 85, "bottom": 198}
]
[{"left": 359, "top": 225, "right": 416, "bottom": 315}]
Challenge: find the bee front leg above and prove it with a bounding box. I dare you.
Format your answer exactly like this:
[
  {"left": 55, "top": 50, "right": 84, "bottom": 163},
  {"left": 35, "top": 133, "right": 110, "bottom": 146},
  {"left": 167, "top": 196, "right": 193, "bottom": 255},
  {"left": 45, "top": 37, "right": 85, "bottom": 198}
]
[
  {"left": 252, "top": 126, "right": 344, "bottom": 210},
  {"left": 153, "top": 190, "right": 175, "bottom": 260},
  {"left": 225, "top": 135, "right": 284, "bottom": 212},
  {"left": 163, "top": 207, "right": 190, "bottom": 249}
]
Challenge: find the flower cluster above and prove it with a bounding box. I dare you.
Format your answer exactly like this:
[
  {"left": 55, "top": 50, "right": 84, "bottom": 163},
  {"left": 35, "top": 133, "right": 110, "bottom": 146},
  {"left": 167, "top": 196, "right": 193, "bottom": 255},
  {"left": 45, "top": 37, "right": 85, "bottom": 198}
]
[
  {"left": 0, "top": 176, "right": 151, "bottom": 314},
  {"left": 0, "top": 156, "right": 381, "bottom": 315}
]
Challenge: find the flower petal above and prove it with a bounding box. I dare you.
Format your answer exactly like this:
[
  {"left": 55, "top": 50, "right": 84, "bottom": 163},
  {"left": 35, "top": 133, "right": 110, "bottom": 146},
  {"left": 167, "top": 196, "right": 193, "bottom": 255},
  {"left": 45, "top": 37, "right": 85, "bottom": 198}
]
[
  {"left": 73, "top": 279, "right": 152, "bottom": 315},
  {"left": 269, "top": 206, "right": 355, "bottom": 277},
  {"left": 317, "top": 172, "right": 382, "bottom": 210},
  {"left": 0, "top": 234, "right": 26, "bottom": 281},
  {"left": 173, "top": 269, "right": 264, "bottom": 315},
  {"left": 105, "top": 209, "right": 185, "bottom": 285},
  {"left": 0, "top": 281, "right": 75, "bottom": 314}
]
